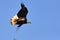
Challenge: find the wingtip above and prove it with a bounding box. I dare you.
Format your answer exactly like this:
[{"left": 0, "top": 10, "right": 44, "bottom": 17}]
[{"left": 16, "top": 27, "right": 20, "bottom": 31}]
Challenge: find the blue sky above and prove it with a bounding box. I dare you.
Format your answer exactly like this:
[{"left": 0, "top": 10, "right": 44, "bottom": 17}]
[{"left": 0, "top": 0, "right": 60, "bottom": 40}]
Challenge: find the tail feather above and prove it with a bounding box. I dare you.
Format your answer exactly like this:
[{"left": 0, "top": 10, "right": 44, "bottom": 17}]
[{"left": 27, "top": 22, "right": 31, "bottom": 24}]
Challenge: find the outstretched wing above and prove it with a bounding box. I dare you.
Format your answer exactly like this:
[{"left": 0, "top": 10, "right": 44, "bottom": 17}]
[{"left": 17, "top": 3, "right": 28, "bottom": 18}]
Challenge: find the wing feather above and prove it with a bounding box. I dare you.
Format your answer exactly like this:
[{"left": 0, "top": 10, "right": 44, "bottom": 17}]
[{"left": 17, "top": 3, "right": 28, "bottom": 18}]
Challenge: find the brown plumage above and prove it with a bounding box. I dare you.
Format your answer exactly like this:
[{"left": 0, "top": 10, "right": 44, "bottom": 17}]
[{"left": 11, "top": 3, "right": 31, "bottom": 28}]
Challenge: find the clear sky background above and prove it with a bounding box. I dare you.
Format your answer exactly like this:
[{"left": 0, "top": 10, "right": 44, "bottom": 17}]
[{"left": 0, "top": 0, "right": 60, "bottom": 40}]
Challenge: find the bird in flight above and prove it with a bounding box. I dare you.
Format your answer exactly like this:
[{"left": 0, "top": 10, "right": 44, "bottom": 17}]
[{"left": 10, "top": 3, "right": 31, "bottom": 30}]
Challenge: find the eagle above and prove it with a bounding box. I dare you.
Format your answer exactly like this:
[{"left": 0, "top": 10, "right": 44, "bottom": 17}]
[{"left": 11, "top": 3, "right": 31, "bottom": 29}]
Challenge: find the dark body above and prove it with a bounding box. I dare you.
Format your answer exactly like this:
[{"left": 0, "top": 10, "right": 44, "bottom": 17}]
[{"left": 16, "top": 3, "right": 28, "bottom": 27}]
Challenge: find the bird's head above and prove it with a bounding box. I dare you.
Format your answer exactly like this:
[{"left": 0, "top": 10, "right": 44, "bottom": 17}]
[{"left": 11, "top": 15, "right": 18, "bottom": 25}]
